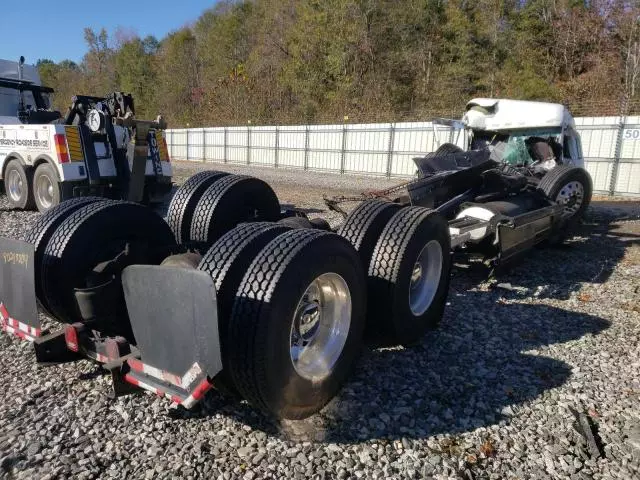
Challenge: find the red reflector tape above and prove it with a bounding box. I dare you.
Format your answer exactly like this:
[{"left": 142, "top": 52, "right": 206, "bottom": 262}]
[
  {"left": 125, "top": 359, "right": 187, "bottom": 389},
  {"left": 127, "top": 358, "right": 144, "bottom": 372},
  {"left": 0, "top": 302, "right": 40, "bottom": 341},
  {"left": 182, "top": 379, "right": 213, "bottom": 409},
  {"left": 123, "top": 372, "right": 213, "bottom": 409},
  {"left": 2, "top": 323, "right": 37, "bottom": 342},
  {"left": 64, "top": 325, "right": 79, "bottom": 352}
]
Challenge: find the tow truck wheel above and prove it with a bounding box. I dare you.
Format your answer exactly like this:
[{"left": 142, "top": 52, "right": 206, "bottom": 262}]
[
  {"left": 40, "top": 202, "right": 176, "bottom": 331},
  {"left": 367, "top": 207, "right": 451, "bottom": 347},
  {"left": 198, "top": 222, "right": 291, "bottom": 396},
  {"left": 166, "top": 170, "right": 230, "bottom": 244},
  {"left": 25, "top": 196, "right": 104, "bottom": 313},
  {"left": 337, "top": 199, "right": 402, "bottom": 270},
  {"left": 190, "top": 175, "right": 280, "bottom": 244},
  {"left": 33, "top": 163, "right": 61, "bottom": 212},
  {"left": 3, "top": 159, "right": 35, "bottom": 210},
  {"left": 227, "top": 230, "right": 366, "bottom": 419},
  {"left": 538, "top": 166, "right": 593, "bottom": 244}
]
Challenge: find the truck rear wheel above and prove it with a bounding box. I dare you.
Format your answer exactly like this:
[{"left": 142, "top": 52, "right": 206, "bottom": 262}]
[
  {"left": 25, "top": 196, "right": 104, "bottom": 314},
  {"left": 166, "top": 170, "right": 230, "bottom": 243},
  {"left": 3, "top": 160, "right": 35, "bottom": 210},
  {"left": 198, "top": 222, "right": 290, "bottom": 334},
  {"left": 227, "top": 230, "right": 366, "bottom": 419},
  {"left": 198, "top": 222, "right": 291, "bottom": 396},
  {"left": 40, "top": 202, "right": 176, "bottom": 331},
  {"left": 537, "top": 166, "right": 593, "bottom": 244},
  {"left": 337, "top": 199, "right": 402, "bottom": 270},
  {"left": 33, "top": 163, "right": 61, "bottom": 212},
  {"left": 367, "top": 207, "right": 451, "bottom": 347},
  {"left": 190, "top": 175, "right": 280, "bottom": 244}
]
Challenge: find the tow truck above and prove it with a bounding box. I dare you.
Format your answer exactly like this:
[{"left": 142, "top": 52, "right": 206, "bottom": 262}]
[{"left": 0, "top": 57, "right": 172, "bottom": 212}]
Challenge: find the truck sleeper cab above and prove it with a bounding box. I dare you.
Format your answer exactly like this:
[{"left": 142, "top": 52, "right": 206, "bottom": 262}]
[{"left": 462, "top": 98, "right": 585, "bottom": 169}]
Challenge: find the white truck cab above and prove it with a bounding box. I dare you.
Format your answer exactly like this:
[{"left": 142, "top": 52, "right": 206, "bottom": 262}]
[
  {"left": 0, "top": 58, "right": 172, "bottom": 212},
  {"left": 437, "top": 98, "right": 584, "bottom": 170}
]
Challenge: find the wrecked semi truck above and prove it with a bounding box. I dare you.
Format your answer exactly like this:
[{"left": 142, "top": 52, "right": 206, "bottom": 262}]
[{"left": 0, "top": 99, "right": 593, "bottom": 420}]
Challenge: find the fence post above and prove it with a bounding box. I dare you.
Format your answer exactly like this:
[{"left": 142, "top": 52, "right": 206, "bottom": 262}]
[
  {"left": 609, "top": 97, "right": 629, "bottom": 196},
  {"left": 340, "top": 124, "right": 348, "bottom": 174},
  {"left": 386, "top": 123, "right": 396, "bottom": 178},
  {"left": 168, "top": 130, "right": 173, "bottom": 159},
  {"left": 186, "top": 129, "right": 190, "bottom": 161},
  {"left": 247, "top": 126, "right": 251, "bottom": 165},
  {"left": 304, "top": 125, "right": 310, "bottom": 170},
  {"left": 201, "top": 128, "right": 206, "bottom": 162},
  {"left": 223, "top": 127, "right": 228, "bottom": 163},
  {"left": 274, "top": 126, "right": 279, "bottom": 168}
]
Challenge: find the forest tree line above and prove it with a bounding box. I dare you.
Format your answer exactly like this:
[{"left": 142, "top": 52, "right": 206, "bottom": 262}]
[{"left": 37, "top": 0, "right": 640, "bottom": 128}]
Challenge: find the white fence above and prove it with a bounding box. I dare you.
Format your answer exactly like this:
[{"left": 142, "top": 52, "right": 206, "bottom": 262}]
[{"left": 167, "top": 116, "right": 640, "bottom": 196}]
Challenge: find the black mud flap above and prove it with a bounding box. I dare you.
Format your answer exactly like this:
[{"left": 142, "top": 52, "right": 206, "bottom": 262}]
[
  {"left": 121, "top": 265, "right": 222, "bottom": 407},
  {"left": 0, "top": 237, "right": 40, "bottom": 341}
]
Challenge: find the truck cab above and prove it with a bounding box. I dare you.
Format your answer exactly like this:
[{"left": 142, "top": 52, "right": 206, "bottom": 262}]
[{"left": 460, "top": 98, "right": 584, "bottom": 169}]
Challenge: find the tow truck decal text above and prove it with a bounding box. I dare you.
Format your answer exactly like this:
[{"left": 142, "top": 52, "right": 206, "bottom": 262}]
[{"left": 0, "top": 138, "right": 49, "bottom": 148}]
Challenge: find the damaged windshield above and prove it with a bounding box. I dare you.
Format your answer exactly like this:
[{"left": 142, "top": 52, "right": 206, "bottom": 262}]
[{"left": 471, "top": 129, "right": 563, "bottom": 167}]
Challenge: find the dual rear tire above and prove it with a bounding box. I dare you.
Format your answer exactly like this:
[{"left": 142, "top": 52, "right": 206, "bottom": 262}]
[
  {"left": 196, "top": 223, "right": 366, "bottom": 418},
  {"left": 166, "top": 171, "right": 281, "bottom": 245},
  {"left": 338, "top": 200, "right": 451, "bottom": 347},
  {"left": 3, "top": 160, "right": 60, "bottom": 212}
]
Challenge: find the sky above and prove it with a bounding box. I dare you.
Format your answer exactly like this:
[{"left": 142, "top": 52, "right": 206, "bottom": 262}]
[{"left": 1, "top": 0, "right": 216, "bottom": 64}]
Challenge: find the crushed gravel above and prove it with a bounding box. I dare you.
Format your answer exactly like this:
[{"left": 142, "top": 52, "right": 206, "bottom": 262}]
[{"left": 0, "top": 161, "right": 639, "bottom": 480}]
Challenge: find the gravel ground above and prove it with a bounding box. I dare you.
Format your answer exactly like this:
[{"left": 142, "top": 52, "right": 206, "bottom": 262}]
[{"left": 0, "top": 161, "right": 639, "bottom": 480}]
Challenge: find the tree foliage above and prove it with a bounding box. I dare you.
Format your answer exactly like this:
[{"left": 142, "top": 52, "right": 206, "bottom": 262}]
[{"left": 38, "top": 0, "right": 640, "bottom": 126}]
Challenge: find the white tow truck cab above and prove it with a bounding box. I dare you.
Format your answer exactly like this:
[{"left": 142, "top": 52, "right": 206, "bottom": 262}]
[
  {"left": 0, "top": 57, "right": 172, "bottom": 212},
  {"left": 438, "top": 98, "right": 584, "bottom": 170}
]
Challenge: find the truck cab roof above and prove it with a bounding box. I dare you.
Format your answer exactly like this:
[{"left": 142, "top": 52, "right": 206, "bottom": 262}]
[
  {"left": 463, "top": 98, "right": 575, "bottom": 132},
  {"left": 0, "top": 58, "right": 51, "bottom": 124}
]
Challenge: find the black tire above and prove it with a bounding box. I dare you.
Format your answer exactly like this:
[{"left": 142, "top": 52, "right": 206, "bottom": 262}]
[
  {"left": 165, "top": 170, "right": 230, "bottom": 243},
  {"left": 537, "top": 166, "right": 593, "bottom": 244},
  {"left": 278, "top": 216, "right": 313, "bottom": 229},
  {"left": 3, "top": 160, "right": 35, "bottom": 210},
  {"left": 33, "top": 163, "right": 61, "bottom": 212},
  {"left": 367, "top": 206, "right": 451, "bottom": 347},
  {"left": 40, "top": 202, "right": 176, "bottom": 332},
  {"left": 198, "top": 222, "right": 290, "bottom": 333},
  {"left": 24, "top": 196, "right": 104, "bottom": 314},
  {"left": 198, "top": 222, "right": 291, "bottom": 396},
  {"left": 337, "top": 199, "right": 402, "bottom": 271},
  {"left": 433, "top": 143, "right": 463, "bottom": 156},
  {"left": 190, "top": 175, "right": 280, "bottom": 244},
  {"left": 227, "top": 229, "right": 366, "bottom": 419},
  {"left": 309, "top": 217, "right": 331, "bottom": 231}
]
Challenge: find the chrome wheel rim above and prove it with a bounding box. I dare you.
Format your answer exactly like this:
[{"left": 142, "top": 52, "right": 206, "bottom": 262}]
[
  {"left": 409, "top": 240, "right": 443, "bottom": 316},
  {"left": 7, "top": 169, "right": 24, "bottom": 203},
  {"left": 290, "top": 273, "right": 351, "bottom": 382},
  {"left": 555, "top": 181, "right": 584, "bottom": 218},
  {"left": 35, "top": 173, "right": 55, "bottom": 210}
]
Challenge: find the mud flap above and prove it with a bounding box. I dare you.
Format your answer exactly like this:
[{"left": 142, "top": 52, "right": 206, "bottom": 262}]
[
  {"left": 0, "top": 237, "right": 40, "bottom": 341},
  {"left": 121, "top": 265, "right": 223, "bottom": 407}
]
